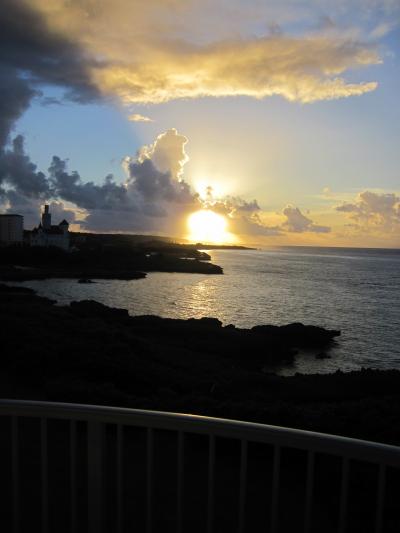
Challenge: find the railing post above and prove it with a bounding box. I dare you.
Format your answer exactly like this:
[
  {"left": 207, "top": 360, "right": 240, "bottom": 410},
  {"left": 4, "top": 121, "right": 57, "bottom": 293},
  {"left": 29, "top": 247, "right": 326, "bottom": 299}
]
[
  {"left": 1, "top": 400, "right": 400, "bottom": 533},
  {"left": 70, "top": 420, "right": 77, "bottom": 533},
  {"left": 41, "top": 418, "right": 48, "bottom": 533},
  {"left": 207, "top": 434, "right": 216, "bottom": 533},
  {"left": 88, "top": 421, "right": 104, "bottom": 533},
  {"left": 12, "top": 416, "right": 19, "bottom": 533},
  {"left": 375, "top": 464, "right": 386, "bottom": 533},
  {"left": 177, "top": 431, "right": 185, "bottom": 533},
  {"left": 270, "top": 444, "right": 280, "bottom": 533},
  {"left": 147, "top": 427, "right": 154, "bottom": 533},
  {"left": 238, "top": 439, "right": 248, "bottom": 533},
  {"left": 116, "top": 424, "right": 124, "bottom": 533},
  {"left": 304, "top": 450, "right": 314, "bottom": 533},
  {"left": 338, "top": 457, "right": 349, "bottom": 533}
]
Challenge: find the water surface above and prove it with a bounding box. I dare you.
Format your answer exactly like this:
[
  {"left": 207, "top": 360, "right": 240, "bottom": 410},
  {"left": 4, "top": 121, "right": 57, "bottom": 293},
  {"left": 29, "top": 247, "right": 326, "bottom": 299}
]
[{"left": 18, "top": 247, "right": 400, "bottom": 375}]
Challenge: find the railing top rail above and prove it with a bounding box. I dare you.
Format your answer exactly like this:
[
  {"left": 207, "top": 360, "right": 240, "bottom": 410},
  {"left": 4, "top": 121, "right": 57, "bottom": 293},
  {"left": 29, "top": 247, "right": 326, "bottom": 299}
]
[{"left": 1, "top": 399, "right": 399, "bottom": 467}]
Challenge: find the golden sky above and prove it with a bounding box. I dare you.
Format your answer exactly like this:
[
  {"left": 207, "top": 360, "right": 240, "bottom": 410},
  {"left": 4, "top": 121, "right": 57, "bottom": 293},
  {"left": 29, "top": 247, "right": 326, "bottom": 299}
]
[{"left": 0, "top": 0, "right": 399, "bottom": 247}]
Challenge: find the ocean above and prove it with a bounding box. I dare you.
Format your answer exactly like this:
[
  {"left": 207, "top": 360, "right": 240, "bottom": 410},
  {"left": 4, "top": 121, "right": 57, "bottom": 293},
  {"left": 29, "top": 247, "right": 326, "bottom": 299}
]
[{"left": 17, "top": 246, "right": 400, "bottom": 376}]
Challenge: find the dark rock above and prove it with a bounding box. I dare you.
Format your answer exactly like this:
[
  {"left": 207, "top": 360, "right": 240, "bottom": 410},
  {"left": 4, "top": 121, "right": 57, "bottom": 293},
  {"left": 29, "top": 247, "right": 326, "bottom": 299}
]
[
  {"left": 316, "top": 352, "right": 331, "bottom": 359},
  {"left": 69, "top": 300, "right": 129, "bottom": 320},
  {"left": 3, "top": 284, "right": 400, "bottom": 446},
  {"left": 0, "top": 283, "right": 35, "bottom": 294},
  {"left": 252, "top": 322, "right": 340, "bottom": 347},
  {"left": 187, "top": 317, "right": 223, "bottom": 329}
]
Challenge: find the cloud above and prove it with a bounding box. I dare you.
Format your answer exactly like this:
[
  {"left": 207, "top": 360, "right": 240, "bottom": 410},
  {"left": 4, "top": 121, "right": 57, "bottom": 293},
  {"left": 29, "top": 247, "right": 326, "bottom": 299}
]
[
  {"left": 0, "top": 1, "right": 390, "bottom": 242},
  {"left": 0, "top": 191, "right": 42, "bottom": 228},
  {"left": 0, "top": 135, "right": 50, "bottom": 198},
  {"left": 24, "top": 1, "right": 381, "bottom": 106},
  {"left": 0, "top": 124, "right": 330, "bottom": 240},
  {"left": 231, "top": 213, "right": 283, "bottom": 237},
  {"left": 135, "top": 129, "right": 189, "bottom": 180},
  {"left": 0, "top": 0, "right": 99, "bottom": 106},
  {"left": 49, "top": 157, "right": 129, "bottom": 211},
  {"left": 0, "top": 67, "right": 37, "bottom": 149},
  {"left": 1, "top": 128, "right": 199, "bottom": 233},
  {"left": 46, "top": 201, "right": 78, "bottom": 224},
  {"left": 225, "top": 198, "right": 261, "bottom": 213},
  {"left": 322, "top": 187, "right": 334, "bottom": 198},
  {"left": 0, "top": 129, "right": 197, "bottom": 231},
  {"left": 196, "top": 189, "right": 283, "bottom": 237},
  {"left": 47, "top": 129, "right": 194, "bottom": 216},
  {"left": 124, "top": 129, "right": 194, "bottom": 206},
  {"left": 0, "top": 0, "right": 100, "bottom": 204},
  {"left": 90, "top": 35, "right": 379, "bottom": 105},
  {"left": 128, "top": 114, "right": 153, "bottom": 122},
  {"left": 282, "top": 205, "right": 331, "bottom": 233},
  {"left": 335, "top": 191, "right": 400, "bottom": 232},
  {"left": 0, "top": 0, "right": 388, "bottom": 162},
  {"left": 0, "top": 0, "right": 386, "bottom": 215},
  {"left": 370, "top": 22, "right": 396, "bottom": 38},
  {"left": 0, "top": 190, "right": 77, "bottom": 229}
]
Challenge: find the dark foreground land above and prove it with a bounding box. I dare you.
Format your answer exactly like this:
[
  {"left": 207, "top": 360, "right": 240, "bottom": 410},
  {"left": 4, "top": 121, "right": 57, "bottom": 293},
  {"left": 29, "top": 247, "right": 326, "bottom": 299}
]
[
  {"left": 1, "top": 285, "right": 400, "bottom": 532},
  {"left": 0, "top": 238, "right": 223, "bottom": 281},
  {"left": 2, "top": 283, "right": 400, "bottom": 447}
]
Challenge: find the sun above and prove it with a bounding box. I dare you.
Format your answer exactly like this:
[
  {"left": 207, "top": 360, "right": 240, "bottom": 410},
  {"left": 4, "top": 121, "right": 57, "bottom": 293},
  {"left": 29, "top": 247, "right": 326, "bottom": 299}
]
[{"left": 187, "top": 210, "right": 234, "bottom": 244}]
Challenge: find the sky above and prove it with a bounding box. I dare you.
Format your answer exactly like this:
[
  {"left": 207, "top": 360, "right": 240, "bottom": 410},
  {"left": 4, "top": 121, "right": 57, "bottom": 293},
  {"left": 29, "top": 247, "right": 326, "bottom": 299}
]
[{"left": 0, "top": 0, "right": 399, "bottom": 247}]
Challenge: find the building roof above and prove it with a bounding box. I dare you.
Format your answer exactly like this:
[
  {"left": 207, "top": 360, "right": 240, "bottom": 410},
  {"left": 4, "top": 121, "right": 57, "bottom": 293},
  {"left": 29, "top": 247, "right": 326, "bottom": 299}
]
[
  {"left": 0, "top": 214, "right": 23, "bottom": 217},
  {"left": 59, "top": 219, "right": 69, "bottom": 226},
  {"left": 32, "top": 225, "right": 65, "bottom": 235},
  {"left": 47, "top": 226, "right": 65, "bottom": 235}
]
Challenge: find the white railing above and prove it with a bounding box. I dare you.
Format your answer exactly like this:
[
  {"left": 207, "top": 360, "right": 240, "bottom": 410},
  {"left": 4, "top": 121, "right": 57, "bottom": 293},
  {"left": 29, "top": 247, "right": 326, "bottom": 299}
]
[{"left": 0, "top": 399, "right": 399, "bottom": 533}]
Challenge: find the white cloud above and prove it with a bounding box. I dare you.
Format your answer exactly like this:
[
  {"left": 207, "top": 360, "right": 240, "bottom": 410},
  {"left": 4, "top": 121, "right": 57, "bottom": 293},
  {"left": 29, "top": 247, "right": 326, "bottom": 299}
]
[
  {"left": 128, "top": 113, "right": 153, "bottom": 122},
  {"left": 370, "top": 22, "right": 395, "bottom": 39},
  {"left": 29, "top": 0, "right": 381, "bottom": 105}
]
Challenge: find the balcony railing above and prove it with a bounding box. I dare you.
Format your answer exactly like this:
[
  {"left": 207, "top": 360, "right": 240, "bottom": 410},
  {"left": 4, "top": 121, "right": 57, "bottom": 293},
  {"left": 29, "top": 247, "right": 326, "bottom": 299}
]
[{"left": 0, "top": 399, "right": 399, "bottom": 533}]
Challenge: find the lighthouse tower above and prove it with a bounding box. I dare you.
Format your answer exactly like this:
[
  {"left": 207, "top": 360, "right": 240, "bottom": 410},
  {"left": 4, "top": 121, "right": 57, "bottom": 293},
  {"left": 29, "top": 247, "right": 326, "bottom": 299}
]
[
  {"left": 31, "top": 205, "right": 70, "bottom": 251},
  {"left": 42, "top": 205, "right": 51, "bottom": 230}
]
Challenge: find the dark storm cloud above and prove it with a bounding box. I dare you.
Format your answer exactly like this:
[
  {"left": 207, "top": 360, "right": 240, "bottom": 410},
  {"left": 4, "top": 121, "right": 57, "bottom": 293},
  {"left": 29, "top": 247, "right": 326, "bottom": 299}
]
[
  {"left": 0, "top": 135, "right": 49, "bottom": 197},
  {"left": 0, "top": 0, "right": 105, "bottom": 223},
  {"left": 127, "top": 158, "right": 193, "bottom": 204},
  {"left": 49, "top": 157, "right": 130, "bottom": 211},
  {"left": 1, "top": 128, "right": 197, "bottom": 225},
  {"left": 0, "top": 0, "right": 100, "bottom": 174},
  {"left": 80, "top": 209, "right": 161, "bottom": 233},
  {"left": 0, "top": 67, "right": 37, "bottom": 149},
  {"left": 47, "top": 152, "right": 192, "bottom": 218},
  {"left": 0, "top": 190, "right": 42, "bottom": 227},
  {"left": 47, "top": 200, "right": 78, "bottom": 224},
  {"left": 0, "top": 0, "right": 99, "bottom": 106}
]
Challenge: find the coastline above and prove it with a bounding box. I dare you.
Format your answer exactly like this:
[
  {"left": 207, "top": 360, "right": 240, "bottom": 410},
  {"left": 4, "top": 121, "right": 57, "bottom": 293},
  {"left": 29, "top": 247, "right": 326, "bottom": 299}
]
[
  {"left": 2, "top": 284, "right": 400, "bottom": 446},
  {"left": 0, "top": 241, "right": 224, "bottom": 281}
]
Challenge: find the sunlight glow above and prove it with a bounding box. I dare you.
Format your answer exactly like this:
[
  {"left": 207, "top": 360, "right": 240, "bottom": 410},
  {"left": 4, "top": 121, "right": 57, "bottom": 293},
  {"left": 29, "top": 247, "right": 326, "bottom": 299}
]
[
  {"left": 192, "top": 178, "right": 227, "bottom": 200},
  {"left": 187, "top": 210, "right": 234, "bottom": 244}
]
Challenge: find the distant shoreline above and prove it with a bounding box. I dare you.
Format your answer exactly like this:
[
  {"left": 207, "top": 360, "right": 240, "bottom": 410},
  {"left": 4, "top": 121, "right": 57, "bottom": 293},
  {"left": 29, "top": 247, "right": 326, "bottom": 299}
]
[
  {"left": 195, "top": 244, "right": 257, "bottom": 251},
  {"left": 261, "top": 244, "right": 400, "bottom": 253}
]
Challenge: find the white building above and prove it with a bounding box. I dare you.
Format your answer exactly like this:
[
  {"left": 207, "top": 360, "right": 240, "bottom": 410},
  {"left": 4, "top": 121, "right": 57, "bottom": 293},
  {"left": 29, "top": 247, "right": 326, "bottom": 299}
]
[
  {"left": 0, "top": 214, "right": 24, "bottom": 245},
  {"left": 31, "top": 205, "right": 70, "bottom": 251}
]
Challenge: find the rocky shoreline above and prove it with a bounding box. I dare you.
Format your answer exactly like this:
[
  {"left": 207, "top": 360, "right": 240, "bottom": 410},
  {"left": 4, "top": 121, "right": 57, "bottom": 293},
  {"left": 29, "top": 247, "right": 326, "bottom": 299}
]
[
  {"left": 1, "top": 284, "right": 400, "bottom": 445},
  {"left": 0, "top": 242, "right": 223, "bottom": 281}
]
